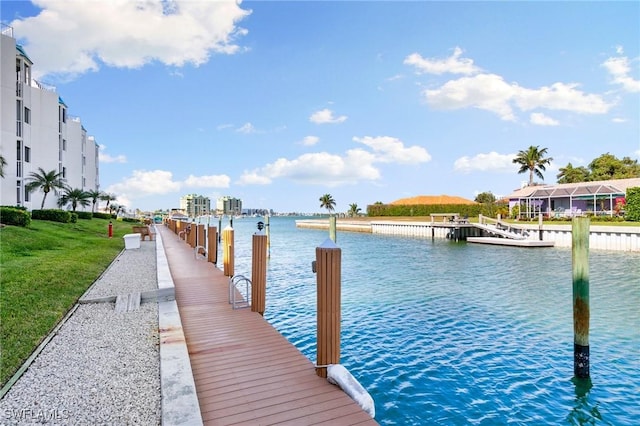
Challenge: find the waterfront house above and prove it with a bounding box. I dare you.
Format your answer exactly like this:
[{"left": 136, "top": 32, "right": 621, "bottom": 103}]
[{"left": 507, "top": 177, "right": 640, "bottom": 218}]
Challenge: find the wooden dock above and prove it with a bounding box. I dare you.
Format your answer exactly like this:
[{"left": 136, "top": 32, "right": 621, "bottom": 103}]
[
  {"left": 158, "top": 225, "right": 378, "bottom": 425},
  {"left": 467, "top": 237, "right": 555, "bottom": 247}
]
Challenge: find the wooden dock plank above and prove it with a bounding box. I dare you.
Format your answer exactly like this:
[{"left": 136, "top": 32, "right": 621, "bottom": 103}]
[{"left": 158, "top": 225, "right": 377, "bottom": 425}]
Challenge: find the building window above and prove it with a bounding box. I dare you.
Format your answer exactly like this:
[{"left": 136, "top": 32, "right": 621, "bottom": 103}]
[
  {"left": 17, "top": 161, "right": 22, "bottom": 177},
  {"left": 63, "top": 139, "right": 67, "bottom": 151},
  {"left": 16, "top": 140, "right": 21, "bottom": 160},
  {"left": 25, "top": 186, "right": 30, "bottom": 202},
  {"left": 16, "top": 100, "right": 22, "bottom": 120},
  {"left": 24, "top": 146, "right": 30, "bottom": 162},
  {"left": 62, "top": 167, "right": 66, "bottom": 178},
  {"left": 24, "top": 107, "right": 30, "bottom": 124},
  {"left": 16, "top": 185, "right": 21, "bottom": 204}
]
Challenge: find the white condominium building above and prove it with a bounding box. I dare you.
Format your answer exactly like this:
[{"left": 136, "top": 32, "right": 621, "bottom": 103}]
[{"left": 1, "top": 25, "right": 99, "bottom": 211}]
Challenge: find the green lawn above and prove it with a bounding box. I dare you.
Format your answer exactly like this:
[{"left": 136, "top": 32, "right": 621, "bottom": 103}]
[{"left": 0, "top": 218, "right": 134, "bottom": 387}]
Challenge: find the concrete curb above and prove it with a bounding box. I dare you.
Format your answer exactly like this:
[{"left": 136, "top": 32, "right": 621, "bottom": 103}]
[{"left": 155, "top": 226, "right": 203, "bottom": 426}]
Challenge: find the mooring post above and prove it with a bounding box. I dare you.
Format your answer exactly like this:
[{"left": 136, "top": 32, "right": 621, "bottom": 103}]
[
  {"left": 251, "top": 232, "right": 268, "bottom": 315},
  {"left": 315, "top": 238, "right": 341, "bottom": 378},
  {"left": 572, "top": 216, "right": 590, "bottom": 378},
  {"left": 223, "top": 226, "right": 234, "bottom": 277},
  {"left": 218, "top": 217, "right": 222, "bottom": 242},
  {"left": 266, "top": 215, "right": 271, "bottom": 259},
  {"left": 539, "top": 213, "right": 544, "bottom": 241},
  {"left": 207, "top": 226, "right": 218, "bottom": 264},
  {"left": 196, "top": 224, "right": 206, "bottom": 255},
  {"left": 329, "top": 215, "right": 337, "bottom": 243}
]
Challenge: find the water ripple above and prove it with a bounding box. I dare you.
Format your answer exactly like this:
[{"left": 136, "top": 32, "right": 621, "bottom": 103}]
[{"left": 234, "top": 218, "right": 639, "bottom": 425}]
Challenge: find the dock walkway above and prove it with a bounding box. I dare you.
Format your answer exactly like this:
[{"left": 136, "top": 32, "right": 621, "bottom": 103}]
[{"left": 158, "top": 225, "right": 377, "bottom": 425}]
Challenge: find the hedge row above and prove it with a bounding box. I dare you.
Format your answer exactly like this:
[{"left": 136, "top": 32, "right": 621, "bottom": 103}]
[
  {"left": 0, "top": 207, "right": 32, "bottom": 227},
  {"left": 366, "top": 203, "right": 508, "bottom": 218},
  {"left": 31, "top": 209, "right": 74, "bottom": 223},
  {"left": 626, "top": 187, "right": 640, "bottom": 221}
]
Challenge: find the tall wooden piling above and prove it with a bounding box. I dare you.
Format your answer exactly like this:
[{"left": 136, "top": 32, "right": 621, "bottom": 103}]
[
  {"left": 316, "top": 239, "right": 341, "bottom": 378},
  {"left": 251, "top": 233, "right": 268, "bottom": 315},
  {"left": 207, "top": 226, "right": 218, "bottom": 264},
  {"left": 196, "top": 224, "right": 206, "bottom": 255},
  {"left": 223, "top": 226, "right": 235, "bottom": 277},
  {"left": 572, "top": 216, "right": 590, "bottom": 378},
  {"left": 329, "top": 215, "right": 337, "bottom": 243},
  {"left": 188, "top": 222, "right": 196, "bottom": 248}
]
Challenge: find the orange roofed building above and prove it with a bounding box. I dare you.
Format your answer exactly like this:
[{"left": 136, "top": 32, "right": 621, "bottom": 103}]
[{"left": 390, "top": 195, "right": 477, "bottom": 205}]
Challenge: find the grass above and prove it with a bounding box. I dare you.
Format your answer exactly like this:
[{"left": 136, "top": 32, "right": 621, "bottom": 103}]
[{"left": 0, "top": 218, "right": 135, "bottom": 387}]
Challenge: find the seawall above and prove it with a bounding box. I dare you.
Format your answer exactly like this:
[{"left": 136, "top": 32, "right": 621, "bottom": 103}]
[{"left": 295, "top": 219, "right": 640, "bottom": 252}]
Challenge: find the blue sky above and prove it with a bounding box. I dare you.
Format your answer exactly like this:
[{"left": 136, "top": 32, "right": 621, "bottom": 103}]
[{"left": 3, "top": 1, "right": 639, "bottom": 214}]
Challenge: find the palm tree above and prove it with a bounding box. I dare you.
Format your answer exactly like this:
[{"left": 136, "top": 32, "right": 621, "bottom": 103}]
[
  {"left": 319, "top": 194, "right": 336, "bottom": 215},
  {"left": 0, "top": 154, "right": 7, "bottom": 178},
  {"left": 25, "top": 168, "right": 67, "bottom": 209},
  {"left": 347, "top": 203, "right": 362, "bottom": 217},
  {"left": 57, "top": 187, "right": 91, "bottom": 212},
  {"left": 100, "top": 193, "right": 117, "bottom": 212},
  {"left": 86, "top": 189, "right": 104, "bottom": 213},
  {"left": 513, "top": 146, "right": 553, "bottom": 186}
]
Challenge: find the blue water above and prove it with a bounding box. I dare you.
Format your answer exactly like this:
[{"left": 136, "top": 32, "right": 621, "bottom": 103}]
[{"left": 218, "top": 216, "right": 640, "bottom": 425}]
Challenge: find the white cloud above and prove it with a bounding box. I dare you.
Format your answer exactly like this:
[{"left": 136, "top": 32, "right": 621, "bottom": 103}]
[
  {"left": 182, "top": 174, "right": 230, "bottom": 188},
  {"left": 309, "top": 108, "right": 348, "bottom": 124},
  {"left": 530, "top": 112, "right": 559, "bottom": 126},
  {"left": 105, "top": 170, "right": 181, "bottom": 198},
  {"left": 238, "top": 135, "right": 430, "bottom": 187},
  {"left": 453, "top": 152, "right": 516, "bottom": 174},
  {"left": 602, "top": 52, "right": 640, "bottom": 93},
  {"left": 352, "top": 136, "right": 431, "bottom": 164},
  {"left": 404, "top": 47, "right": 481, "bottom": 75},
  {"left": 424, "top": 73, "right": 612, "bottom": 121},
  {"left": 299, "top": 136, "right": 320, "bottom": 146},
  {"left": 236, "top": 122, "right": 257, "bottom": 134},
  {"left": 424, "top": 73, "right": 517, "bottom": 120},
  {"left": 216, "top": 123, "right": 234, "bottom": 130},
  {"left": 11, "top": 0, "right": 252, "bottom": 80},
  {"left": 514, "top": 82, "right": 611, "bottom": 114},
  {"left": 98, "top": 144, "right": 127, "bottom": 163},
  {"left": 612, "top": 117, "right": 627, "bottom": 123},
  {"left": 239, "top": 150, "right": 380, "bottom": 186}
]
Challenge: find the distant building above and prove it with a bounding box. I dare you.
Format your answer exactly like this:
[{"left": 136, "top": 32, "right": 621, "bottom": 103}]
[
  {"left": 0, "top": 25, "right": 99, "bottom": 210},
  {"left": 180, "top": 194, "right": 210, "bottom": 218},
  {"left": 217, "top": 196, "right": 242, "bottom": 216}
]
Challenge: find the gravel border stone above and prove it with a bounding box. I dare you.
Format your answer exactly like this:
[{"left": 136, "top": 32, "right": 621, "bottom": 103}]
[{"left": 0, "top": 240, "right": 161, "bottom": 425}]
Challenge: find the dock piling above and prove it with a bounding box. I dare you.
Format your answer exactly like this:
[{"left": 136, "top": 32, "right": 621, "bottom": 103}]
[
  {"left": 315, "top": 238, "right": 341, "bottom": 378},
  {"left": 572, "top": 216, "right": 590, "bottom": 378}
]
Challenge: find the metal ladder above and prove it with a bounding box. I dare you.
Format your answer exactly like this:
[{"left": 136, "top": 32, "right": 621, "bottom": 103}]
[{"left": 229, "top": 275, "right": 252, "bottom": 309}]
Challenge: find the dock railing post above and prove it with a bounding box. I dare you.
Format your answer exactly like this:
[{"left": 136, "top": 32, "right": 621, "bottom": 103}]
[
  {"left": 329, "top": 215, "right": 337, "bottom": 243},
  {"left": 572, "top": 216, "right": 590, "bottom": 379},
  {"left": 251, "top": 232, "right": 268, "bottom": 315},
  {"left": 315, "top": 238, "right": 341, "bottom": 378},
  {"left": 223, "top": 226, "right": 234, "bottom": 277},
  {"left": 196, "top": 224, "right": 206, "bottom": 256},
  {"left": 207, "top": 226, "right": 218, "bottom": 264}
]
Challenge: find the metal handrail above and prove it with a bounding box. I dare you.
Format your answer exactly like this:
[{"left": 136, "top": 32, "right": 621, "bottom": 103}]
[{"left": 229, "top": 275, "right": 251, "bottom": 309}]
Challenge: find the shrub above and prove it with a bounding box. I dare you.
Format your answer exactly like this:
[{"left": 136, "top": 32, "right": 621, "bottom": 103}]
[
  {"left": 70, "top": 213, "right": 78, "bottom": 223},
  {"left": 625, "top": 187, "right": 640, "bottom": 221},
  {"left": 366, "top": 203, "right": 482, "bottom": 217},
  {"left": 92, "top": 212, "right": 112, "bottom": 220},
  {"left": 0, "top": 207, "right": 31, "bottom": 227},
  {"left": 31, "top": 209, "right": 72, "bottom": 223},
  {"left": 77, "top": 211, "right": 93, "bottom": 220}
]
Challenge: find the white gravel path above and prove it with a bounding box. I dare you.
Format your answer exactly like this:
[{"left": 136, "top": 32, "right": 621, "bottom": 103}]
[{"left": 0, "top": 240, "right": 161, "bottom": 425}]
